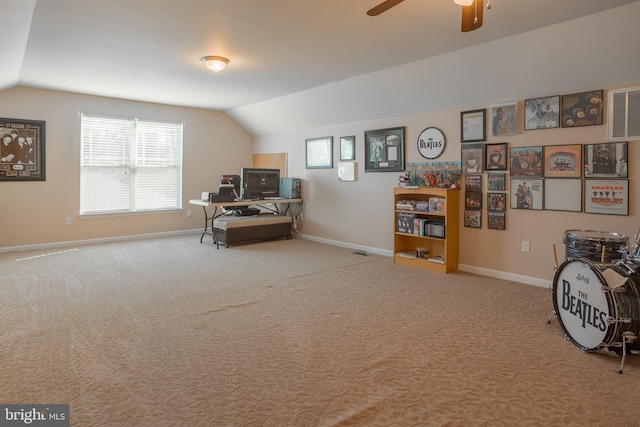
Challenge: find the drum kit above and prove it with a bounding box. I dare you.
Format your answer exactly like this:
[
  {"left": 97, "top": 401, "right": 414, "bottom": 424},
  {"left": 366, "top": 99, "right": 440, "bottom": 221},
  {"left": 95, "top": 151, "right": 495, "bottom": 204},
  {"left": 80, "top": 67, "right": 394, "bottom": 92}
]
[{"left": 550, "top": 228, "right": 640, "bottom": 374}]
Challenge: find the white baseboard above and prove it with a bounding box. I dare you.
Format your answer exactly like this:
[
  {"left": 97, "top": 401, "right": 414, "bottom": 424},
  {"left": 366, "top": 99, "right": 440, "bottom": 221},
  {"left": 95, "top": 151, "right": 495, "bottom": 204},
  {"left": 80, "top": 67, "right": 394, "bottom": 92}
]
[
  {"left": 0, "top": 229, "right": 201, "bottom": 254},
  {"left": 297, "top": 233, "right": 551, "bottom": 289}
]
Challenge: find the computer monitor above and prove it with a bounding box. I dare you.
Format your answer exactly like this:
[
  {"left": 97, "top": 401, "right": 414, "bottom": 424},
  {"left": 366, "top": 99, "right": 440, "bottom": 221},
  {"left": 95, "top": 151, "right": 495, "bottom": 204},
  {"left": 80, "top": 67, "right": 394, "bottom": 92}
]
[{"left": 241, "top": 168, "right": 280, "bottom": 199}]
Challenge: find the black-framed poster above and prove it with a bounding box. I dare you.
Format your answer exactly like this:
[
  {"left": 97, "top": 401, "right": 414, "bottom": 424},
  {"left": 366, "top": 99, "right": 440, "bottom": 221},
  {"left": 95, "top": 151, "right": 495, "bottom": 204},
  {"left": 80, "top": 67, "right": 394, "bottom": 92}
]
[
  {"left": 364, "top": 126, "right": 405, "bottom": 172},
  {"left": 0, "top": 117, "right": 46, "bottom": 181}
]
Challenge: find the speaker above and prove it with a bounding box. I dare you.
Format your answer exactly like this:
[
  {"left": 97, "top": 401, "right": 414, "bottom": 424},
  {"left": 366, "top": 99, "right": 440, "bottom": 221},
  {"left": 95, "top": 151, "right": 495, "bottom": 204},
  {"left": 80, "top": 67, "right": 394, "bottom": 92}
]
[{"left": 279, "top": 177, "right": 301, "bottom": 199}]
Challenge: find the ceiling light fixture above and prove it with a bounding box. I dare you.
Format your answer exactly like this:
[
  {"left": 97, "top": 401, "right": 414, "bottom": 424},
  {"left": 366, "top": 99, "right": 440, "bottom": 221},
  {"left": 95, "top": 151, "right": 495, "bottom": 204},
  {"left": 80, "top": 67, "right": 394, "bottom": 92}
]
[
  {"left": 201, "top": 56, "right": 229, "bottom": 73},
  {"left": 454, "top": 0, "right": 474, "bottom": 6}
]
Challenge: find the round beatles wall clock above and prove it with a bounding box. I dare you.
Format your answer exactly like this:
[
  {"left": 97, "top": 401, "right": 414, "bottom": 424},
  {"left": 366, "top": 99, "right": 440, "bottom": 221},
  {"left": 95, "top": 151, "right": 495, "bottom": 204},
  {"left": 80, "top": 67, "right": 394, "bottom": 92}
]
[{"left": 417, "top": 127, "right": 446, "bottom": 159}]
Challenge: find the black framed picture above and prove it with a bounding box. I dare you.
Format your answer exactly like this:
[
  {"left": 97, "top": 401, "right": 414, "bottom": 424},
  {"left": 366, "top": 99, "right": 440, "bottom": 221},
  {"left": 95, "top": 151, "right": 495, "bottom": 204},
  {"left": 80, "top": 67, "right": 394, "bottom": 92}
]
[
  {"left": 487, "top": 192, "right": 506, "bottom": 212},
  {"left": 511, "top": 178, "right": 544, "bottom": 210},
  {"left": 0, "top": 117, "right": 46, "bottom": 181},
  {"left": 583, "top": 142, "right": 628, "bottom": 178},
  {"left": 461, "top": 109, "right": 486, "bottom": 142},
  {"left": 461, "top": 143, "right": 484, "bottom": 174},
  {"left": 584, "top": 179, "right": 629, "bottom": 216},
  {"left": 485, "top": 142, "right": 507, "bottom": 171},
  {"left": 464, "top": 210, "right": 482, "bottom": 229},
  {"left": 465, "top": 174, "right": 482, "bottom": 191},
  {"left": 561, "top": 90, "right": 603, "bottom": 127},
  {"left": 543, "top": 144, "right": 582, "bottom": 178},
  {"left": 364, "top": 127, "right": 405, "bottom": 172},
  {"left": 465, "top": 191, "right": 482, "bottom": 210},
  {"left": 487, "top": 173, "right": 506, "bottom": 191},
  {"left": 487, "top": 212, "right": 506, "bottom": 230},
  {"left": 524, "top": 95, "right": 560, "bottom": 130},
  {"left": 509, "top": 146, "right": 543, "bottom": 177}
]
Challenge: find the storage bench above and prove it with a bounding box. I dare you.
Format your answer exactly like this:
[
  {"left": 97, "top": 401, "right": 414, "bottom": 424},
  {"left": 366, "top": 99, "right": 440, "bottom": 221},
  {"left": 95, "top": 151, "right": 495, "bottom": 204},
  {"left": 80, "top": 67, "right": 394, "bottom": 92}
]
[{"left": 212, "top": 215, "right": 292, "bottom": 248}]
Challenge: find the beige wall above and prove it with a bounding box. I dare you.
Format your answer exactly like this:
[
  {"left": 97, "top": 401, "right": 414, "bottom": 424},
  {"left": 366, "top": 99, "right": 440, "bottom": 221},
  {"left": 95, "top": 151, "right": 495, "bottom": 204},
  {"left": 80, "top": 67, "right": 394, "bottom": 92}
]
[
  {"left": 0, "top": 87, "right": 253, "bottom": 249},
  {"left": 254, "top": 98, "right": 639, "bottom": 287}
]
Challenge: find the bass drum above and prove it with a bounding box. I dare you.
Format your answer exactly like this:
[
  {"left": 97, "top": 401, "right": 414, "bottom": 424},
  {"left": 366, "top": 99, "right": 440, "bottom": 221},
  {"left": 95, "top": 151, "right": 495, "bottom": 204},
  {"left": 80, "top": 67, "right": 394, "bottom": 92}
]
[{"left": 552, "top": 259, "right": 640, "bottom": 352}]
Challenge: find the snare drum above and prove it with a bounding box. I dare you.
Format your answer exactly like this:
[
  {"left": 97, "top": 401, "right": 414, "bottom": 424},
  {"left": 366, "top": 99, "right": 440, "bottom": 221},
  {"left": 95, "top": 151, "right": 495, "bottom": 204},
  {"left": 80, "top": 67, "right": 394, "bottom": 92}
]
[
  {"left": 552, "top": 258, "right": 640, "bottom": 352},
  {"left": 563, "top": 229, "right": 628, "bottom": 262}
]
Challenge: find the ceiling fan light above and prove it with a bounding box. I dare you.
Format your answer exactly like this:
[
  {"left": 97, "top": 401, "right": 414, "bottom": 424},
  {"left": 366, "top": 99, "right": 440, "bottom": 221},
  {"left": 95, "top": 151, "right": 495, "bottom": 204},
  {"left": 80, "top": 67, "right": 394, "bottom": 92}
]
[
  {"left": 454, "top": 0, "right": 474, "bottom": 6},
  {"left": 201, "top": 56, "right": 229, "bottom": 73}
]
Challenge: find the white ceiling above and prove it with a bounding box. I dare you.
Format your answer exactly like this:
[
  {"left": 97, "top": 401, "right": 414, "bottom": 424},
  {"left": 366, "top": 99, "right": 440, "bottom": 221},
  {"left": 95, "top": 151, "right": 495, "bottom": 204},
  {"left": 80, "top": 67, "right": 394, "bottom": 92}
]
[{"left": 2, "top": 0, "right": 638, "bottom": 132}]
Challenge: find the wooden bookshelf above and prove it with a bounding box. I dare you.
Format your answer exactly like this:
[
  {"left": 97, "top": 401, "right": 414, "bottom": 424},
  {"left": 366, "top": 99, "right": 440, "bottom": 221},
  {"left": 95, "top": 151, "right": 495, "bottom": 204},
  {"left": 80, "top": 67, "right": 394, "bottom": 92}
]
[{"left": 393, "top": 187, "right": 459, "bottom": 273}]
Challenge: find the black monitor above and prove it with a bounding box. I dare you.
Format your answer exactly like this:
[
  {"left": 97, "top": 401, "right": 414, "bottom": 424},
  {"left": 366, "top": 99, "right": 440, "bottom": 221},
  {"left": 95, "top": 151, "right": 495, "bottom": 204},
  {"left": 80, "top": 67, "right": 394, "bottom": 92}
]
[{"left": 241, "top": 168, "right": 280, "bottom": 199}]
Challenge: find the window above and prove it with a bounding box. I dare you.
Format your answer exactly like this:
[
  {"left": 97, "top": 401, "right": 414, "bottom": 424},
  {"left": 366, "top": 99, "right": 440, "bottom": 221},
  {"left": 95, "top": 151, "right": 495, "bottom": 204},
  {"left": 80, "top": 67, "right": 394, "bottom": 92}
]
[
  {"left": 608, "top": 86, "right": 640, "bottom": 141},
  {"left": 80, "top": 114, "right": 183, "bottom": 215}
]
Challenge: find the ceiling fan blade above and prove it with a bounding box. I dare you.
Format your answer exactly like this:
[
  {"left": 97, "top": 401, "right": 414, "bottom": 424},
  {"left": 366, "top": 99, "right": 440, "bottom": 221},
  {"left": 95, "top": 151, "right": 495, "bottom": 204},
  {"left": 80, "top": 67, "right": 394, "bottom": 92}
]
[
  {"left": 461, "top": 0, "right": 484, "bottom": 32},
  {"left": 367, "top": 0, "right": 406, "bottom": 16}
]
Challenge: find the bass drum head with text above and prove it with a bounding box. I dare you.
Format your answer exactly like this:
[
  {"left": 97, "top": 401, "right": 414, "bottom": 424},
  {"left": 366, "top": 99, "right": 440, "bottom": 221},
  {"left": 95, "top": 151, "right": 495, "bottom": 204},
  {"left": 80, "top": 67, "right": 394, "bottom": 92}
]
[{"left": 552, "top": 259, "right": 611, "bottom": 350}]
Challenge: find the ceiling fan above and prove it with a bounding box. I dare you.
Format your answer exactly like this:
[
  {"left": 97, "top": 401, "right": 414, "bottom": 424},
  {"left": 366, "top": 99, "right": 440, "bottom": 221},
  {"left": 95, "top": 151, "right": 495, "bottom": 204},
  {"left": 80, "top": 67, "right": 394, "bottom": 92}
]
[{"left": 367, "top": 0, "right": 491, "bottom": 33}]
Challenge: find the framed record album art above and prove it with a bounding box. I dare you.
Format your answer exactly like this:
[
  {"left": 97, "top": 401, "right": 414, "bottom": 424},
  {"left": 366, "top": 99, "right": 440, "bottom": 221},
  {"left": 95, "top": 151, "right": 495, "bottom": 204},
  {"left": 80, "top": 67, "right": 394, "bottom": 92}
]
[
  {"left": 584, "top": 179, "right": 628, "bottom": 215},
  {"left": 524, "top": 95, "right": 560, "bottom": 130},
  {"left": 0, "top": 117, "right": 46, "bottom": 181},
  {"left": 464, "top": 210, "right": 481, "bottom": 229},
  {"left": 544, "top": 144, "right": 582, "bottom": 178},
  {"left": 511, "top": 178, "right": 543, "bottom": 210},
  {"left": 583, "top": 142, "right": 628, "bottom": 178}
]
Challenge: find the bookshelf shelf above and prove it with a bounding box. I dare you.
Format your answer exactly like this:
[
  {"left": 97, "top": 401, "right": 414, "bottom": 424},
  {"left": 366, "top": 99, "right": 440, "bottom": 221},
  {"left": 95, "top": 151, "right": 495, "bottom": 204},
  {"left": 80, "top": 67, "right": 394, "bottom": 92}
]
[{"left": 394, "top": 187, "right": 459, "bottom": 273}]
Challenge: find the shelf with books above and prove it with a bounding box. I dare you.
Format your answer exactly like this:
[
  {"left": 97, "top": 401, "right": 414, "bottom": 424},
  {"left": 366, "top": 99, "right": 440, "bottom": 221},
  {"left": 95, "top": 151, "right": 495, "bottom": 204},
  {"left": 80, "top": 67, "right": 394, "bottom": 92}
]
[{"left": 393, "top": 187, "right": 459, "bottom": 273}]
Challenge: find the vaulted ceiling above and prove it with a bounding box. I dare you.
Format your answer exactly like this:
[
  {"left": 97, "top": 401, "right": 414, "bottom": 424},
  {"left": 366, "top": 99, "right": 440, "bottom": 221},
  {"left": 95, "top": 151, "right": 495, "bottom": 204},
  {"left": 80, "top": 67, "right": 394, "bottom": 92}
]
[{"left": 2, "top": 0, "right": 638, "bottom": 134}]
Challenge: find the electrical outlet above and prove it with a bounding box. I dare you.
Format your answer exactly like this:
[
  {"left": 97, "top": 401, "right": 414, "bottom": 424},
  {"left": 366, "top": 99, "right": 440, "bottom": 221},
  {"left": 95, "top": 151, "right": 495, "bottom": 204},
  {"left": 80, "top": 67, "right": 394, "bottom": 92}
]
[
  {"left": 522, "top": 240, "right": 530, "bottom": 253},
  {"left": 187, "top": 209, "right": 192, "bottom": 217},
  {"left": 65, "top": 217, "right": 72, "bottom": 226}
]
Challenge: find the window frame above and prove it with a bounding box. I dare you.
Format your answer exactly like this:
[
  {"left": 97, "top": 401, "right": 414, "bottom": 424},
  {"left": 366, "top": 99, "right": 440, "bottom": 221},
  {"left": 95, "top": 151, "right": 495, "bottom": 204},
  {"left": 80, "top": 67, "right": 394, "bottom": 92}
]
[{"left": 80, "top": 114, "right": 183, "bottom": 216}]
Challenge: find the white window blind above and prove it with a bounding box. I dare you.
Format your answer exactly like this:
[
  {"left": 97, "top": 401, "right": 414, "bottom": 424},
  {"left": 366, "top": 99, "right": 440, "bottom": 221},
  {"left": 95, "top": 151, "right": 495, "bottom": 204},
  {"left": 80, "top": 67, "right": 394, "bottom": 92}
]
[{"left": 80, "top": 114, "right": 183, "bottom": 215}]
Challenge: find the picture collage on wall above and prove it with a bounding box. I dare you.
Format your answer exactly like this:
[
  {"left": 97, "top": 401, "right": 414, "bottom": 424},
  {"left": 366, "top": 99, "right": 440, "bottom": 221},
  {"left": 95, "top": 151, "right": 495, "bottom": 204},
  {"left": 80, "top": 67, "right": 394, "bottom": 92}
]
[
  {"left": 462, "top": 140, "right": 630, "bottom": 229},
  {"left": 460, "top": 88, "right": 630, "bottom": 229}
]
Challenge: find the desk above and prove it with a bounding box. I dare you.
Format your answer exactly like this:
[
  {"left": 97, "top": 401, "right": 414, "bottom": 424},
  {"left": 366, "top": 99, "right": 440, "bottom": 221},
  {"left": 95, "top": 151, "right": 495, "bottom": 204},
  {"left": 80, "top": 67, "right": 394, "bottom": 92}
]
[{"left": 189, "top": 198, "right": 302, "bottom": 248}]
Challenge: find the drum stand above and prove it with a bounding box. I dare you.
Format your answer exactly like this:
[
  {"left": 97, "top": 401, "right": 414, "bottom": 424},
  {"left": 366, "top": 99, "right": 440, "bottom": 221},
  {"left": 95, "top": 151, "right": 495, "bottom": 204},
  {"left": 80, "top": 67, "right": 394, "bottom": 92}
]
[
  {"left": 618, "top": 332, "right": 635, "bottom": 374},
  {"left": 548, "top": 244, "right": 559, "bottom": 324}
]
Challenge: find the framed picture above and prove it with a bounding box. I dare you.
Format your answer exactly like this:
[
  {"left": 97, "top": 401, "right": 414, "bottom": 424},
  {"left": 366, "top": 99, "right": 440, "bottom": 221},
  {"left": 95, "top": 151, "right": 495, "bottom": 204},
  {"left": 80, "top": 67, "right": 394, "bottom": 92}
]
[
  {"left": 487, "top": 212, "right": 506, "bottom": 230},
  {"left": 465, "top": 174, "right": 482, "bottom": 191},
  {"left": 510, "top": 178, "right": 543, "bottom": 210},
  {"left": 465, "top": 191, "right": 482, "bottom": 210},
  {"left": 562, "top": 90, "right": 603, "bottom": 127},
  {"left": 584, "top": 142, "right": 628, "bottom": 178},
  {"left": 487, "top": 192, "right": 506, "bottom": 212},
  {"left": 509, "top": 146, "right": 543, "bottom": 177},
  {"left": 485, "top": 142, "right": 507, "bottom": 170},
  {"left": 544, "top": 144, "right": 582, "bottom": 178},
  {"left": 487, "top": 173, "right": 506, "bottom": 191},
  {"left": 364, "top": 127, "right": 405, "bottom": 172},
  {"left": 584, "top": 179, "right": 629, "bottom": 216},
  {"left": 524, "top": 95, "right": 560, "bottom": 130},
  {"left": 544, "top": 178, "right": 582, "bottom": 212},
  {"left": 461, "top": 109, "right": 486, "bottom": 142},
  {"left": 305, "top": 136, "right": 333, "bottom": 169},
  {"left": 464, "top": 210, "right": 482, "bottom": 229},
  {"left": 0, "top": 117, "right": 46, "bottom": 181},
  {"left": 340, "top": 135, "right": 355, "bottom": 161},
  {"left": 490, "top": 102, "right": 517, "bottom": 136},
  {"left": 461, "top": 143, "right": 484, "bottom": 174}
]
